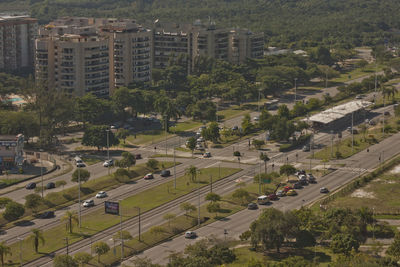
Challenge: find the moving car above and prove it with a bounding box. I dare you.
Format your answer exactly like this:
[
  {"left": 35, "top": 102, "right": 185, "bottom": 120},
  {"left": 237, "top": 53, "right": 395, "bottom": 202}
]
[
  {"left": 320, "top": 187, "right": 329, "bottom": 193},
  {"left": 103, "top": 159, "right": 113, "bottom": 167},
  {"left": 95, "top": 191, "right": 108, "bottom": 198},
  {"left": 160, "top": 170, "right": 171, "bottom": 177},
  {"left": 40, "top": 211, "right": 55, "bottom": 219},
  {"left": 46, "top": 182, "right": 55, "bottom": 189},
  {"left": 302, "top": 145, "right": 310, "bottom": 152},
  {"left": 184, "top": 231, "right": 197, "bottom": 239},
  {"left": 203, "top": 152, "right": 211, "bottom": 158},
  {"left": 257, "top": 195, "right": 270, "bottom": 205},
  {"left": 83, "top": 199, "right": 94, "bottom": 207},
  {"left": 247, "top": 203, "right": 258, "bottom": 210},
  {"left": 286, "top": 189, "right": 297, "bottom": 196},
  {"left": 76, "top": 162, "right": 85, "bottom": 168},
  {"left": 144, "top": 173, "right": 154, "bottom": 180},
  {"left": 26, "top": 182, "right": 36, "bottom": 190},
  {"left": 307, "top": 174, "right": 316, "bottom": 183}
]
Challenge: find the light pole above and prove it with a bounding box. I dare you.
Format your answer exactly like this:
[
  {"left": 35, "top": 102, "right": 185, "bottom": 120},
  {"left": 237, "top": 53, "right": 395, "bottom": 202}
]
[
  {"left": 17, "top": 236, "right": 23, "bottom": 267},
  {"left": 351, "top": 112, "right": 354, "bottom": 154},
  {"left": 135, "top": 207, "right": 141, "bottom": 241},
  {"left": 119, "top": 199, "right": 124, "bottom": 260},
  {"left": 294, "top": 78, "right": 298, "bottom": 102},
  {"left": 197, "top": 178, "right": 201, "bottom": 227},
  {"left": 165, "top": 115, "right": 168, "bottom": 156},
  {"left": 106, "top": 129, "right": 110, "bottom": 175},
  {"left": 78, "top": 167, "right": 81, "bottom": 228},
  {"left": 109, "top": 238, "right": 116, "bottom": 255},
  {"left": 259, "top": 161, "right": 262, "bottom": 194},
  {"left": 40, "top": 158, "right": 43, "bottom": 198},
  {"left": 330, "top": 130, "right": 334, "bottom": 159},
  {"left": 173, "top": 149, "right": 177, "bottom": 189},
  {"left": 258, "top": 89, "right": 262, "bottom": 113}
]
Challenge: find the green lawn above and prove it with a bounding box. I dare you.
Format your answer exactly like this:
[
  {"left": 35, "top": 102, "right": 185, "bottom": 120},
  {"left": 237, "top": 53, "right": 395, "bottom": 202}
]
[
  {"left": 217, "top": 106, "right": 249, "bottom": 121},
  {"left": 3, "top": 167, "right": 240, "bottom": 265},
  {"left": 331, "top": 64, "right": 384, "bottom": 83},
  {"left": 81, "top": 156, "right": 102, "bottom": 165}
]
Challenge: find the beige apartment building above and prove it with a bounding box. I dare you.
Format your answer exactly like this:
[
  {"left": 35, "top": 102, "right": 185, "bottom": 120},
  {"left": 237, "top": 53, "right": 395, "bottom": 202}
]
[
  {"left": 99, "top": 19, "right": 152, "bottom": 92},
  {"left": 0, "top": 15, "right": 38, "bottom": 71},
  {"left": 228, "top": 28, "right": 264, "bottom": 64}
]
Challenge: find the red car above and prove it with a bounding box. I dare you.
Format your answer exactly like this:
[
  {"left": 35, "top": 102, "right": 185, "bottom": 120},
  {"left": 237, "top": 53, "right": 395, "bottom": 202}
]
[
  {"left": 144, "top": 173, "right": 154, "bottom": 180},
  {"left": 283, "top": 186, "right": 293, "bottom": 193},
  {"left": 268, "top": 194, "right": 278, "bottom": 201}
]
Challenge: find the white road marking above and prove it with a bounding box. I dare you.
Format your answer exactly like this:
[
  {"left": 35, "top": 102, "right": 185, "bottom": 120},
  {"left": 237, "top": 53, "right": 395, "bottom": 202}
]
[{"left": 205, "top": 161, "right": 221, "bottom": 168}]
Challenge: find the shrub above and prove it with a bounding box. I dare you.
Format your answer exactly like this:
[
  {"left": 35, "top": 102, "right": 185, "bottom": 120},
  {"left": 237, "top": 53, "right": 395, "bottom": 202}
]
[
  {"left": 146, "top": 159, "right": 159, "bottom": 170},
  {"left": 114, "top": 168, "right": 130, "bottom": 179},
  {"left": 233, "top": 151, "right": 241, "bottom": 157}
]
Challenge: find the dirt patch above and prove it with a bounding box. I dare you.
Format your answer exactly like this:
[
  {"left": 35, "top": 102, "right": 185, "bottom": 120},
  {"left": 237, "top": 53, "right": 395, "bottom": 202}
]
[
  {"left": 351, "top": 188, "right": 376, "bottom": 199},
  {"left": 390, "top": 165, "right": 400, "bottom": 174}
]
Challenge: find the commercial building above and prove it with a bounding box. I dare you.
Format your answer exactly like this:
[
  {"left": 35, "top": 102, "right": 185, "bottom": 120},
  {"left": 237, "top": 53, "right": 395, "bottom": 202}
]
[
  {"left": 0, "top": 15, "right": 38, "bottom": 71},
  {"left": 0, "top": 134, "right": 24, "bottom": 170}
]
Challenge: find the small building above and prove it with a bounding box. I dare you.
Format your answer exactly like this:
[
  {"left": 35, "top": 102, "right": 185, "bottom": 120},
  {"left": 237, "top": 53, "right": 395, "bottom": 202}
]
[
  {"left": 0, "top": 134, "right": 24, "bottom": 170},
  {"left": 305, "top": 101, "right": 372, "bottom": 129}
]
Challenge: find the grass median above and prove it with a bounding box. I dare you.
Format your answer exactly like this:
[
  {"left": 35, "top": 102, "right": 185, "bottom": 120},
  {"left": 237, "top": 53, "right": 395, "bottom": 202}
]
[{"left": 3, "top": 167, "right": 240, "bottom": 265}]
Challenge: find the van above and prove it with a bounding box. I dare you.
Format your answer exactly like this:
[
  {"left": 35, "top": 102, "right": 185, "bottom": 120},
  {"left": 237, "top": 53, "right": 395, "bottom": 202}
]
[
  {"left": 74, "top": 156, "right": 83, "bottom": 164},
  {"left": 257, "top": 195, "right": 269, "bottom": 205}
]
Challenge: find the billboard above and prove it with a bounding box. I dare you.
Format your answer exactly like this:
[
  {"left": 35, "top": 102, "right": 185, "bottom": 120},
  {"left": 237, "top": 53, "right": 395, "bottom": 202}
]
[{"left": 105, "top": 201, "right": 119, "bottom": 215}]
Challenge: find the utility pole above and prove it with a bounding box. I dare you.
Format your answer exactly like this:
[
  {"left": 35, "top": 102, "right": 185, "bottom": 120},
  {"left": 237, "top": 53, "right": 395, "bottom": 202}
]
[
  {"left": 78, "top": 167, "right": 81, "bottom": 228},
  {"left": 210, "top": 174, "right": 213, "bottom": 193},
  {"left": 120, "top": 200, "right": 124, "bottom": 260},
  {"left": 258, "top": 89, "right": 261, "bottom": 113},
  {"left": 173, "top": 149, "right": 176, "bottom": 189},
  {"left": 294, "top": 78, "right": 298, "bottom": 102},
  {"left": 197, "top": 180, "right": 201, "bottom": 226},
  {"left": 259, "top": 161, "right": 261, "bottom": 194},
  {"left": 165, "top": 116, "right": 168, "bottom": 156},
  {"left": 106, "top": 129, "right": 110, "bottom": 175},
  {"left": 65, "top": 237, "right": 69, "bottom": 256},
  {"left": 138, "top": 207, "right": 141, "bottom": 241},
  {"left": 17, "top": 237, "right": 23, "bottom": 267},
  {"left": 40, "top": 158, "right": 44, "bottom": 198},
  {"left": 330, "top": 130, "right": 334, "bottom": 159},
  {"left": 351, "top": 112, "right": 354, "bottom": 154}
]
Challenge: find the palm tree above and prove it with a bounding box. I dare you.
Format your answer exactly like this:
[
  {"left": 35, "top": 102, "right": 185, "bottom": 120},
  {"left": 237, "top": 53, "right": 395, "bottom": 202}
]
[
  {"left": 62, "top": 211, "right": 79, "bottom": 234},
  {"left": 185, "top": 165, "right": 199, "bottom": 183},
  {"left": 0, "top": 242, "right": 11, "bottom": 267},
  {"left": 31, "top": 229, "right": 45, "bottom": 253},
  {"left": 259, "top": 153, "right": 270, "bottom": 174},
  {"left": 380, "top": 85, "right": 397, "bottom": 102}
]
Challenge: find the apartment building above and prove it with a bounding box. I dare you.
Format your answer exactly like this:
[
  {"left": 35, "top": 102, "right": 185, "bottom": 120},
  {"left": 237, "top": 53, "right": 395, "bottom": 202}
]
[
  {"left": 36, "top": 31, "right": 110, "bottom": 97},
  {"left": 99, "top": 19, "right": 152, "bottom": 92},
  {"left": 0, "top": 134, "right": 24, "bottom": 170},
  {"left": 0, "top": 15, "right": 38, "bottom": 71},
  {"left": 228, "top": 28, "right": 264, "bottom": 64}
]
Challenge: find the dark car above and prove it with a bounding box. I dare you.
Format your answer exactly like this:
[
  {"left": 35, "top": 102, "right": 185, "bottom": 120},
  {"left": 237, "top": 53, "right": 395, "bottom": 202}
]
[
  {"left": 293, "top": 182, "right": 302, "bottom": 189},
  {"left": 307, "top": 174, "right": 317, "bottom": 183},
  {"left": 320, "top": 187, "right": 329, "bottom": 193},
  {"left": 160, "top": 170, "right": 171, "bottom": 177},
  {"left": 26, "top": 182, "right": 36, "bottom": 190},
  {"left": 135, "top": 154, "right": 142, "bottom": 159},
  {"left": 268, "top": 194, "right": 278, "bottom": 201},
  {"left": 46, "top": 182, "right": 55, "bottom": 189},
  {"left": 247, "top": 203, "right": 258, "bottom": 210},
  {"left": 40, "top": 211, "right": 55, "bottom": 219}
]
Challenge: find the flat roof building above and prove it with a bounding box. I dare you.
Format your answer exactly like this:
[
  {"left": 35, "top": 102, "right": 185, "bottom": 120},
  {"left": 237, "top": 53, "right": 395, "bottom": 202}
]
[{"left": 0, "top": 134, "right": 24, "bottom": 170}]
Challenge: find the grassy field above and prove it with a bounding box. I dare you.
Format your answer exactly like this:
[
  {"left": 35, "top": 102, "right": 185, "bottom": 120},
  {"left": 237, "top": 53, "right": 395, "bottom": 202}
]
[
  {"left": 81, "top": 156, "right": 102, "bottom": 165},
  {"left": 331, "top": 64, "right": 384, "bottom": 83},
  {"left": 3, "top": 167, "right": 240, "bottom": 265},
  {"left": 217, "top": 105, "right": 250, "bottom": 121}
]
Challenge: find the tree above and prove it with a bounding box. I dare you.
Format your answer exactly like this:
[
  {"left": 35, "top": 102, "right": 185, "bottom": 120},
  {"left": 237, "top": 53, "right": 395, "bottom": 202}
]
[
  {"left": 0, "top": 198, "right": 11, "bottom": 209},
  {"left": 202, "top": 122, "right": 220, "bottom": 143},
  {"left": 241, "top": 113, "right": 254, "bottom": 135},
  {"left": 71, "top": 169, "right": 91, "bottom": 183},
  {"left": 259, "top": 153, "right": 270, "bottom": 174},
  {"left": 92, "top": 241, "right": 110, "bottom": 263},
  {"left": 330, "top": 233, "right": 360, "bottom": 255},
  {"left": 207, "top": 202, "right": 221, "bottom": 218},
  {"left": 53, "top": 254, "right": 78, "bottom": 267},
  {"left": 116, "top": 128, "right": 130, "bottom": 144},
  {"left": 252, "top": 139, "right": 265, "bottom": 150},
  {"left": 55, "top": 180, "right": 67, "bottom": 189},
  {"left": 180, "top": 202, "right": 197, "bottom": 217},
  {"left": 387, "top": 233, "right": 400, "bottom": 261},
  {"left": 150, "top": 226, "right": 166, "bottom": 238},
  {"left": 30, "top": 228, "right": 45, "bottom": 253},
  {"left": 186, "top": 137, "right": 197, "bottom": 156},
  {"left": 280, "top": 164, "right": 296, "bottom": 182},
  {"left": 113, "top": 230, "right": 133, "bottom": 241},
  {"left": 154, "top": 94, "right": 181, "bottom": 132},
  {"left": 112, "top": 87, "right": 132, "bottom": 121},
  {"left": 188, "top": 99, "right": 217, "bottom": 121},
  {"left": 277, "top": 105, "right": 290, "bottom": 119},
  {"left": 205, "top": 192, "right": 221, "bottom": 203},
  {"left": 129, "top": 257, "right": 162, "bottom": 267},
  {"left": 0, "top": 242, "right": 11, "bottom": 267},
  {"left": 295, "top": 230, "right": 316, "bottom": 248},
  {"left": 185, "top": 165, "right": 199, "bottom": 183},
  {"left": 232, "top": 188, "right": 250, "bottom": 205},
  {"left": 82, "top": 125, "right": 119, "bottom": 150},
  {"left": 395, "top": 104, "right": 400, "bottom": 117},
  {"left": 3, "top": 201, "right": 25, "bottom": 222},
  {"left": 62, "top": 211, "right": 79, "bottom": 234},
  {"left": 163, "top": 213, "right": 176, "bottom": 228},
  {"left": 115, "top": 152, "right": 136, "bottom": 170},
  {"left": 146, "top": 159, "right": 159, "bottom": 170},
  {"left": 73, "top": 252, "right": 93, "bottom": 267},
  {"left": 24, "top": 194, "right": 42, "bottom": 214}
]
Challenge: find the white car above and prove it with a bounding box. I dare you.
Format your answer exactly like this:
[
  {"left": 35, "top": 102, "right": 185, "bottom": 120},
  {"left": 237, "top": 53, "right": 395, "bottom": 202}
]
[
  {"left": 253, "top": 116, "right": 259, "bottom": 121},
  {"left": 83, "top": 199, "right": 94, "bottom": 207},
  {"left": 95, "top": 191, "right": 107, "bottom": 198},
  {"left": 184, "top": 231, "right": 197, "bottom": 239},
  {"left": 103, "top": 159, "right": 113, "bottom": 167}
]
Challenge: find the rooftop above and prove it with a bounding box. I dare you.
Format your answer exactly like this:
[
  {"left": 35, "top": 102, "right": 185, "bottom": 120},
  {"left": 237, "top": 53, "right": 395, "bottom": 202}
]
[{"left": 306, "top": 100, "right": 372, "bottom": 124}]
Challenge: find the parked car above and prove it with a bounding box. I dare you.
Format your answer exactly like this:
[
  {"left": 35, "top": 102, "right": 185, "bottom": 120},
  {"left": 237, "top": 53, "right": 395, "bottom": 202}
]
[
  {"left": 257, "top": 195, "right": 270, "bottom": 205},
  {"left": 268, "top": 194, "right": 278, "bottom": 201},
  {"left": 355, "top": 95, "right": 363, "bottom": 99},
  {"left": 46, "top": 182, "right": 55, "bottom": 189},
  {"left": 76, "top": 162, "right": 85, "bottom": 168},
  {"left": 135, "top": 154, "right": 142, "bottom": 159},
  {"left": 83, "top": 199, "right": 94, "bottom": 207},
  {"left": 369, "top": 120, "right": 376, "bottom": 126},
  {"left": 283, "top": 186, "right": 293, "bottom": 192},
  {"left": 26, "top": 182, "right": 36, "bottom": 190},
  {"left": 40, "top": 211, "right": 55, "bottom": 219},
  {"left": 203, "top": 152, "right": 211, "bottom": 158},
  {"left": 144, "top": 173, "right": 154, "bottom": 180},
  {"left": 302, "top": 145, "right": 310, "bottom": 152},
  {"left": 295, "top": 170, "right": 306, "bottom": 176},
  {"left": 320, "top": 187, "right": 329, "bottom": 193},
  {"left": 384, "top": 111, "right": 390, "bottom": 116},
  {"left": 253, "top": 116, "right": 259, "bottom": 121},
  {"left": 232, "top": 125, "right": 239, "bottom": 131},
  {"left": 247, "top": 203, "right": 258, "bottom": 210},
  {"left": 95, "top": 191, "right": 108, "bottom": 198},
  {"left": 184, "top": 231, "right": 197, "bottom": 239},
  {"left": 298, "top": 175, "right": 308, "bottom": 185},
  {"left": 110, "top": 125, "right": 117, "bottom": 129},
  {"left": 307, "top": 174, "right": 316, "bottom": 183},
  {"left": 276, "top": 190, "right": 285, "bottom": 197},
  {"left": 161, "top": 170, "right": 171, "bottom": 177},
  {"left": 197, "top": 137, "right": 204, "bottom": 142},
  {"left": 286, "top": 189, "right": 297, "bottom": 196},
  {"left": 293, "top": 182, "right": 302, "bottom": 189},
  {"left": 103, "top": 159, "right": 113, "bottom": 167}
]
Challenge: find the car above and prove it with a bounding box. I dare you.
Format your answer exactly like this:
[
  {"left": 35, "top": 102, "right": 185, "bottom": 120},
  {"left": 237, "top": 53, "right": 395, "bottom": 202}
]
[
  {"left": 232, "top": 125, "right": 239, "bottom": 131},
  {"left": 355, "top": 95, "right": 363, "bottom": 99},
  {"left": 253, "top": 116, "right": 259, "bottom": 121},
  {"left": 298, "top": 175, "right": 308, "bottom": 185},
  {"left": 83, "top": 199, "right": 94, "bottom": 207},
  {"left": 384, "top": 111, "right": 390, "bottom": 116},
  {"left": 76, "top": 162, "right": 85, "bottom": 168},
  {"left": 307, "top": 174, "right": 316, "bottom": 183},
  {"left": 293, "top": 182, "right": 302, "bottom": 189},
  {"left": 40, "top": 211, "right": 55, "bottom": 219},
  {"left": 161, "top": 170, "right": 171, "bottom": 177},
  {"left": 135, "top": 154, "right": 142, "bottom": 159},
  {"left": 46, "top": 182, "right": 55, "bottom": 189},
  {"left": 95, "top": 191, "right": 108, "bottom": 198},
  {"left": 196, "top": 144, "right": 205, "bottom": 150},
  {"left": 283, "top": 186, "right": 293, "bottom": 192},
  {"left": 26, "top": 182, "right": 36, "bottom": 190},
  {"left": 103, "top": 159, "right": 113, "bottom": 167},
  {"left": 268, "top": 194, "right": 278, "bottom": 201},
  {"left": 320, "top": 187, "right": 329, "bottom": 193},
  {"left": 302, "top": 145, "right": 310, "bottom": 152},
  {"left": 295, "top": 170, "right": 306, "bottom": 176},
  {"left": 144, "top": 173, "right": 154, "bottom": 180},
  {"left": 199, "top": 126, "right": 206, "bottom": 132},
  {"left": 197, "top": 137, "right": 204, "bottom": 142},
  {"left": 276, "top": 190, "right": 285, "bottom": 197},
  {"left": 286, "top": 189, "right": 297, "bottom": 196},
  {"left": 184, "top": 231, "right": 197, "bottom": 239},
  {"left": 247, "top": 203, "right": 258, "bottom": 210},
  {"left": 110, "top": 125, "right": 117, "bottom": 129},
  {"left": 369, "top": 120, "right": 376, "bottom": 126},
  {"left": 203, "top": 152, "right": 211, "bottom": 158}
]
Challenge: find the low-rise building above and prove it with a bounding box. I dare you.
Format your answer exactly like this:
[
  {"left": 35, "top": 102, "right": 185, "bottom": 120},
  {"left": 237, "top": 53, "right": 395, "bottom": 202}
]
[{"left": 0, "top": 134, "right": 24, "bottom": 170}]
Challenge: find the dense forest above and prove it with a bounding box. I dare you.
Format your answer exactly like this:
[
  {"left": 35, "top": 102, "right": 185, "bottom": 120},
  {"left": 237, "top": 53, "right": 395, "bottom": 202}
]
[{"left": 1, "top": 0, "right": 399, "bottom": 48}]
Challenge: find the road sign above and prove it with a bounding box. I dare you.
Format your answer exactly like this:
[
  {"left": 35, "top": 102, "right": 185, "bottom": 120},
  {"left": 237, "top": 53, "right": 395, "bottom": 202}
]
[{"left": 105, "top": 201, "right": 119, "bottom": 215}]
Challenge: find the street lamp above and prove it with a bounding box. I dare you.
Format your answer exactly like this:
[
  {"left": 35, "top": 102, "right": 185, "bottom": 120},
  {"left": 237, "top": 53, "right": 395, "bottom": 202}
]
[
  {"left": 106, "top": 129, "right": 110, "bottom": 175},
  {"left": 17, "top": 237, "right": 23, "bottom": 267},
  {"left": 78, "top": 167, "right": 81, "bottom": 228},
  {"left": 119, "top": 199, "right": 124, "bottom": 260},
  {"left": 109, "top": 238, "right": 116, "bottom": 256},
  {"left": 258, "top": 89, "right": 262, "bottom": 113},
  {"left": 294, "top": 78, "right": 298, "bottom": 102}
]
